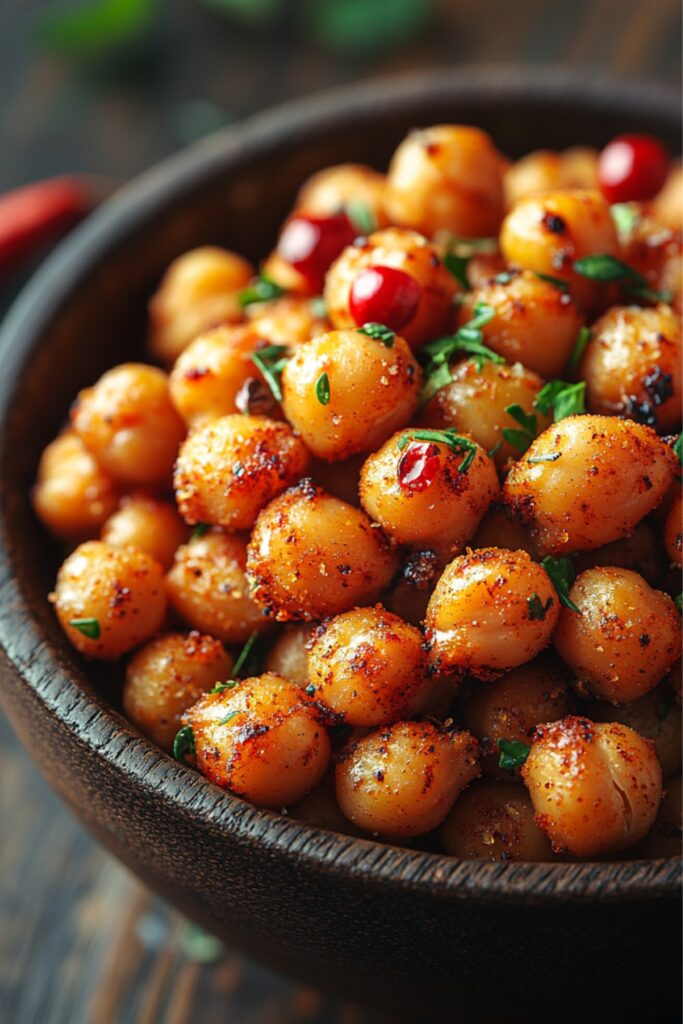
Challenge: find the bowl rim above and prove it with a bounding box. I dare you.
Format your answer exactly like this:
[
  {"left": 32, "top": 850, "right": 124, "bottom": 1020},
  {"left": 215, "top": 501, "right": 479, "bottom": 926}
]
[{"left": 0, "top": 65, "right": 680, "bottom": 904}]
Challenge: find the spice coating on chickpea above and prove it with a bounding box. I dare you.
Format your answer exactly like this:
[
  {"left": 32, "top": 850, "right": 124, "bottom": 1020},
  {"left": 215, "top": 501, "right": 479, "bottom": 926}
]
[
  {"left": 664, "top": 490, "right": 682, "bottom": 568},
  {"left": 101, "top": 493, "right": 189, "bottom": 571},
  {"left": 296, "top": 163, "right": 388, "bottom": 228},
  {"left": 442, "top": 780, "right": 554, "bottom": 861},
  {"left": 587, "top": 681, "right": 681, "bottom": 778},
  {"left": 33, "top": 431, "right": 120, "bottom": 540}
]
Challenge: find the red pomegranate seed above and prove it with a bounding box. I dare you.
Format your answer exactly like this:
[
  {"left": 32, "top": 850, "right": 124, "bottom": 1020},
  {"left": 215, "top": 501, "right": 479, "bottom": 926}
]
[
  {"left": 277, "top": 211, "right": 357, "bottom": 291},
  {"left": 349, "top": 265, "right": 421, "bottom": 332},
  {"left": 397, "top": 442, "right": 441, "bottom": 492},
  {"left": 598, "top": 134, "right": 670, "bottom": 204}
]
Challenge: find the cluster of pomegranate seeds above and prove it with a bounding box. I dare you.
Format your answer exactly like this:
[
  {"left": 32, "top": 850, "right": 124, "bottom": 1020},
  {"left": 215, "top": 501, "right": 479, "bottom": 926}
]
[
  {"left": 397, "top": 441, "right": 441, "bottom": 492},
  {"left": 598, "top": 133, "right": 670, "bottom": 204},
  {"left": 277, "top": 211, "right": 357, "bottom": 291},
  {"left": 349, "top": 266, "right": 421, "bottom": 331}
]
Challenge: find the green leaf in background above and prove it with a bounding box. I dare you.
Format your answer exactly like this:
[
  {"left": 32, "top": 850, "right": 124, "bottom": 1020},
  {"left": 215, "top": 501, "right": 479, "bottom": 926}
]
[
  {"left": 200, "top": 0, "right": 282, "bottom": 26},
  {"left": 304, "top": 0, "right": 431, "bottom": 57},
  {"left": 33, "top": 0, "right": 160, "bottom": 56}
]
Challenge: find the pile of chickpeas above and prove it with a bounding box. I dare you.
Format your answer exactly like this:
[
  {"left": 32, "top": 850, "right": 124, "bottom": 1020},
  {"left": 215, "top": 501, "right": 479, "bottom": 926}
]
[{"left": 35, "top": 125, "right": 682, "bottom": 862}]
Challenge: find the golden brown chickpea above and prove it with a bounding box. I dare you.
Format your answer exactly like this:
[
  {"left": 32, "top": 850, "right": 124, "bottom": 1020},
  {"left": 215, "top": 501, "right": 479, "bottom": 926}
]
[
  {"left": 174, "top": 415, "right": 310, "bottom": 531},
  {"left": 288, "top": 772, "right": 362, "bottom": 836},
  {"left": 307, "top": 605, "right": 431, "bottom": 727},
  {"left": 462, "top": 653, "right": 575, "bottom": 776},
  {"left": 636, "top": 775, "right": 682, "bottom": 858},
  {"left": 281, "top": 329, "right": 421, "bottom": 461},
  {"left": 470, "top": 504, "right": 540, "bottom": 560},
  {"left": 33, "top": 431, "right": 120, "bottom": 540},
  {"left": 72, "top": 364, "right": 185, "bottom": 487},
  {"left": 425, "top": 548, "right": 560, "bottom": 679},
  {"left": 664, "top": 490, "right": 682, "bottom": 568},
  {"left": 101, "top": 493, "right": 189, "bottom": 571},
  {"left": 123, "top": 631, "right": 234, "bottom": 751},
  {"left": 264, "top": 624, "right": 315, "bottom": 686},
  {"left": 580, "top": 305, "right": 681, "bottom": 432},
  {"left": 167, "top": 529, "right": 267, "bottom": 644},
  {"left": 247, "top": 481, "right": 398, "bottom": 622},
  {"left": 503, "top": 415, "right": 677, "bottom": 556},
  {"left": 385, "top": 126, "right": 504, "bottom": 239},
  {"left": 522, "top": 717, "right": 662, "bottom": 856},
  {"left": 500, "top": 190, "right": 619, "bottom": 309},
  {"left": 504, "top": 147, "right": 598, "bottom": 206},
  {"left": 442, "top": 780, "right": 554, "bottom": 861},
  {"left": 553, "top": 567, "right": 681, "bottom": 704},
  {"left": 618, "top": 216, "right": 683, "bottom": 315},
  {"left": 382, "top": 550, "right": 440, "bottom": 627},
  {"left": 52, "top": 540, "right": 166, "bottom": 659},
  {"left": 246, "top": 295, "right": 329, "bottom": 347},
  {"left": 587, "top": 681, "right": 681, "bottom": 778},
  {"left": 324, "top": 228, "right": 457, "bottom": 350},
  {"left": 573, "top": 521, "right": 664, "bottom": 588},
  {"left": 418, "top": 359, "right": 551, "bottom": 470},
  {"left": 185, "top": 674, "right": 331, "bottom": 807},
  {"left": 296, "top": 163, "right": 388, "bottom": 229},
  {"left": 148, "top": 246, "right": 253, "bottom": 364},
  {"left": 335, "top": 721, "right": 480, "bottom": 839},
  {"left": 651, "top": 163, "right": 683, "bottom": 231},
  {"left": 456, "top": 270, "right": 585, "bottom": 379},
  {"left": 359, "top": 429, "right": 499, "bottom": 558}
]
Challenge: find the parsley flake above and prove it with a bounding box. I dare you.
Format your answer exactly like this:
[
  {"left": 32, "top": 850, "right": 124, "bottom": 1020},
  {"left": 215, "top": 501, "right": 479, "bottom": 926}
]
[
  {"left": 345, "top": 199, "right": 377, "bottom": 236},
  {"left": 497, "top": 738, "right": 530, "bottom": 770},
  {"left": 316, "top": 372, "right": 331, "bottom": 405},
  {"left": 173, "top": 725, "right": 196, "bottom": 764},
  {"left": 210, "top": 681, "right": 239, "bottom": 695},
  {"left": 527, "top": 593, "right": 554, "bottom": 620},
  {"left": 534, "top": 271, "right": 569, "bottom": 291},
  {"left": 573, "top": 253, "right": 673, "bottom": 304},
  {"left": 217, "top": 711, "right": 241, "bottom": 727},
  {"left": 502, "top": 404, "right": 537, "bottom": 454},
  {"left": 232, "top": 631, "right": 263, "bottom": 679},
  {"left": 69, "top": 617, "right": 100, "bottom": 640},
  {"left": 534, "top": 379, "right": 586, "bottom": 421},
  {"left": 358, "top": 322, "right": 395, "bottom": 347},
  {"left": 190, "top": 523, "right": 210, "bottom": 541},
  {"left": 542, "top": 556, "right": 580, "bottom": 613},
  {"left": 420, "top": 303, "right": 500, "bottom": 403},
  {"left": 239, "top": 274, "right": 286, "bottom": 308},
  {"left": 568, "top": 326, "right": 591, "bottom": 374},
  {"left": 250, "top": 344, "right": 289, "bottom": 403}
]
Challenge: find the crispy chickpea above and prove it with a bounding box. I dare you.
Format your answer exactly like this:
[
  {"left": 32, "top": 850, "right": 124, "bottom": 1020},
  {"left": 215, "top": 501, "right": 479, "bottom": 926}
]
[
  {"left": 264, "top": 624, "right": 315, "bottom": 686},
  {"left": 456, "top": 270, "right": 585, "bottom": 379},
  {"left": 470, "top": 504, "right": 540, "bottom": 560},
  {"left": 52, "top": 540, "right": 166, "bottom": 659},
  {"left": 418, "top": 359, "right": 552, "bottom": 470},
  {"left": 289, "top": 772, "right": 362, "bottom": 835},
  {"left": 503, "top": 415, "right": 677, "bottom": 555},
  {"left": 462, "top": 653, "right": 575, "bottom": 776},
  {"left": 619, "top": 216, "right": 683, "bottom": 315},
  {"left": 33, "top": 431, "right": 119, "bottom": 540},
  {"left": 281, "top": 329, "right": 421, "bottom": 461},
  {"left": 324, "top": 228, "right": 457, "bottom": 350},
  {"left": 123, "top": 631, "right": 233, "bottom": 751},
  {"left": 651, "top": 163, "right": 683, "bottom": 231},
  {"left": 246, "top": 295, "right": 329, "bottom": 347},
  {"left": 553, "top": 568, "right": 681, "bottom": 704},
  {"left": 573, "top": 521, "right": 664, "bottom": 587},
  {"left": 580, "top": 305, "right": 681, "bottom": 431},
  {"left": 385, "top": 125, "right": 504, "bottom": 239},
  {"left": 167, "top": 529, "right": 267, "bottom": 644},
  {"left": 247, "top": 481, "right": 398, "bottom": 622},
  {"left": 664, "top": 490, "right": 682, "bottom": 567},
  {"left": 174, "top": 415, "right": 310, "bottom": 530},
  {"left": 359, "top": 430, "right": 499, "bottom": 558},
  {"left": 637, "top": 775, "right": 682, "bottom": 858},
  {"left": 588, "top": 681, "right": 681, "bottom": 777},
  {"left": 335, "top": 722, "right": 480, "bottom": 838},
  {"left": 442, "top": 780, "right": 554, "bottom": 861},
  {"left": 307, "top": 605, "right": 431, "bottom": 727},
  {"left": 148, "top": 246, "right": 253, "bottom": 364},
  {"left": 296, "top": 163, "right": 388, "bottom": 228},
  {"left": 504, "top": 147, "right": 598, "bottom": 206},
  {"left": 184, "top": 673, "right": 331, "bottom": 808},
  {"left": 425, "top": 547, "right": 560, "bottom": 679},
  {"left": 500, "top": 190, "right": 619, "bottom": 309},
  {"left": 72, "top": 364, "right": 185, "bottom": 487},
  {"left": 522, "top": 717, "right": 662, "bottom": 856},
  {"left": 101, "top": 494, "right": 189, "bottom": 570}
]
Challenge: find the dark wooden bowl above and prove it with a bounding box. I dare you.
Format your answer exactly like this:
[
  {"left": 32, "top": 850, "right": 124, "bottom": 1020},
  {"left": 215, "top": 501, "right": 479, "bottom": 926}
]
[{"left": 0, "top": 68, "right": 680, "bottom": 1022}]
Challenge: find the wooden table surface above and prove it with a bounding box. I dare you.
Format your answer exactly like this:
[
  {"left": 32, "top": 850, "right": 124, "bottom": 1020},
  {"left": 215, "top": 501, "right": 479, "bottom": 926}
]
[{"left": 0, "top": 2, "right": 680, "bottom": 1021}]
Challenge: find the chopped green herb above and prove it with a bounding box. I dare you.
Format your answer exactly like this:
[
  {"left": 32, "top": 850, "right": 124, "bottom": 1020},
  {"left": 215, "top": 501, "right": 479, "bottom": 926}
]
[
  {"left": 419, "top": 303, "right": 499, "bottom": 402},
  {"left": 309, "top": 296, "right": 328, "bottom": 318},
  {"left": 534, "top": 379, "right": 586, "bottom": 421},
  {"left": 527, "top": 593, "right": 554, "bottom": 620},
  {"left": 568, "top": 326, "right": 591, "bottom": 374},
  {"left": 610, "top": 202, "right": 640, "bottom": 238},
  {"left": 250, "top": 344, "right": 289, "bottom": 403},
  {"left": 497, "top": 738, "right": 530, "bottom": 770},
  {"left": 397, "top": 429, "right": 478, "bottom": 473},
  {"left": 69, "top": 617, "right": 100, "bottom": 640},
  {"left": 674, "top": 435, "right": 682, "bottom": 465},
  {"left": 190, "top": 522, "right": 210, "bottom": 541},
  {"left": 493, "top": 271, "right": 516, "bottom": 285},
  {"left": 232, "top": 631, "right": 262, "bottom": 678},
  {"left": 502, "top": 403, "right": 537, "bottom": 454},
  {"left": 527, "top": 452, "right": 561, "bottom": 464},
  {"left": 443, "top": 252, "right": 471, "bottom": 291},
  {"left": 305, "top": 683, "right": 316, "bottom": 696},
  {"left": 217, "top": 711, "right": 241, "bottom": 727},
  {"left": 534, "top": 271, "right": 569, "bottom": 291},
  {"left": 316, "top": 371, "right": 331, "bottom": 405},
  {"left": 487, "top": 440, "right": 503, "bottom": 459},
  {"left": 358, "top": 322, "right": 395, "bottom": 347},
  {"left": 239, "top": 273, "right": 286, "bottom": 308},
  {"left": 345, "top": 199, "right": 376, "bottom": 235},
  {"left": 173, "top": 725, "right": 196, "bottom": 764},
  {"left": 210, "top": 680, "right": 239, "bottom": 695},
  {"left": 573, "top": 253, "right": 673, "bottom": 303},
  {"left": 542, "top": 556, "right": 580, "bottom": 613}
]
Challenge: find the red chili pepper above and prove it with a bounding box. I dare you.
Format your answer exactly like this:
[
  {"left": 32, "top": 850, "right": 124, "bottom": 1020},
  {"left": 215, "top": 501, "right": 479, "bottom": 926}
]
[{"left": 0, "top": 177, "right": 96, "bottom": 273}]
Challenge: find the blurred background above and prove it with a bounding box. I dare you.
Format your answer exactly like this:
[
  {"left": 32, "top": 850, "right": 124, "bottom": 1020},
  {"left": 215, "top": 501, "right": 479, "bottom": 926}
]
[{"left": 0, "top": 1, "right": 681, "bottom": 1022}]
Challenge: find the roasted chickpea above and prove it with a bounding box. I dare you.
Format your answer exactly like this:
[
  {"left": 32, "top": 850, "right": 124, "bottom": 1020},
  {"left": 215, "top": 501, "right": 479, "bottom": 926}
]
[
  {"left": 456, "top": 270, "right": 585, "bottom": 378},
  {"left": 184, "top": 673, "right": 331, "bottom": 808},
  {"left": 359, "top": 429, "right": 498, "bottom": 558},
  {"left": 504, "top": 147, "right": 598, "bottom": 206},
  {"left": 72, "top": 364, "right": 185, "bottom": 487},
  {"left": 52, "top": 541, "right": 166, "bottom": 659},
  {"left": 619, "top": 216, "right": 683, "bottom": 315},
  {"left": 522, "top": 717, "right": 662, "bottom": 856},
  {"left": 289, "top": 772, "right": 362, "bottom": 835},
  {"left": 651, "top": 163, "right": 683, "bottom": 231},
  {"left": 637, "top": 775, "right": 682, "bottom": 858},
  {"left": 296, "top": 163, "right": 388, "bottom": 228},
  {"left": 418, "top": 359, "right": 551, "bottom": 470},
  {"left": 148, "top": 246, "right": 253, "bottom": 364},
  {"left": 166, "top": 529, "right": 267, "bottom": 644},
  {"left": 307, "top": 605, "right": 431, "bottom": 727},
  {"left": 101, "top": 493, "right": 189, "bottom": 570},
  {"left": 281, "top": 329, "right": 421, "bottom": 461},
  {"left": 335, "top": 722, "right": 480, "bottom": 838},
  {"left": 247, "top": 481, "right": 398, "bottom": 622},
  {"left": 246, "top": 295, "right": 329, "bottom": 347},
  {"left": 174, "top": 415, "right": 310, "bottom": 530},
  {"left": 462, "top": 653, "right": 575, "bottom": 776},
  {"left": 553, "top": 567, "right": 681, "bottom": 704},
  {"left": 385, "top": 125, "right": 504, "bottom": 239},
  {"left": 33, "top": 431, "right": 119, "bottom": 540},
  {"left": 442, "top": 780, "right": 554, "bottom": 861},
  {"left": 503, "top": 415, "right": 677, "bottom": 555},
  {"left": 500, "top": 190, "right": 619, "bottom": 309},
  {"left": 580, "top": 305, "right": 681, "bottom": 431},
  {"left": 324, "top": 228, "right": 457, "bottom": 349},
  {"left": 587, "top": 681, "right": 681, "bottom": 777},
  {"left": 123, "top": 631, "right": 233, "bottom": 751},
  {"left": 664, "top": 490, "right": 682, "bottom": 567},
  {"left": 470, "top": 504, "right": 540, "bottom": 559},
  {"left": 425, "top": 548, "right": 560, "bottom": 678},
  {"left": 264, "top": 624, "right": 315, "bottom": 686},
  {"left": 573, "top": 520, "right": 664, "bottom": 587}
]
